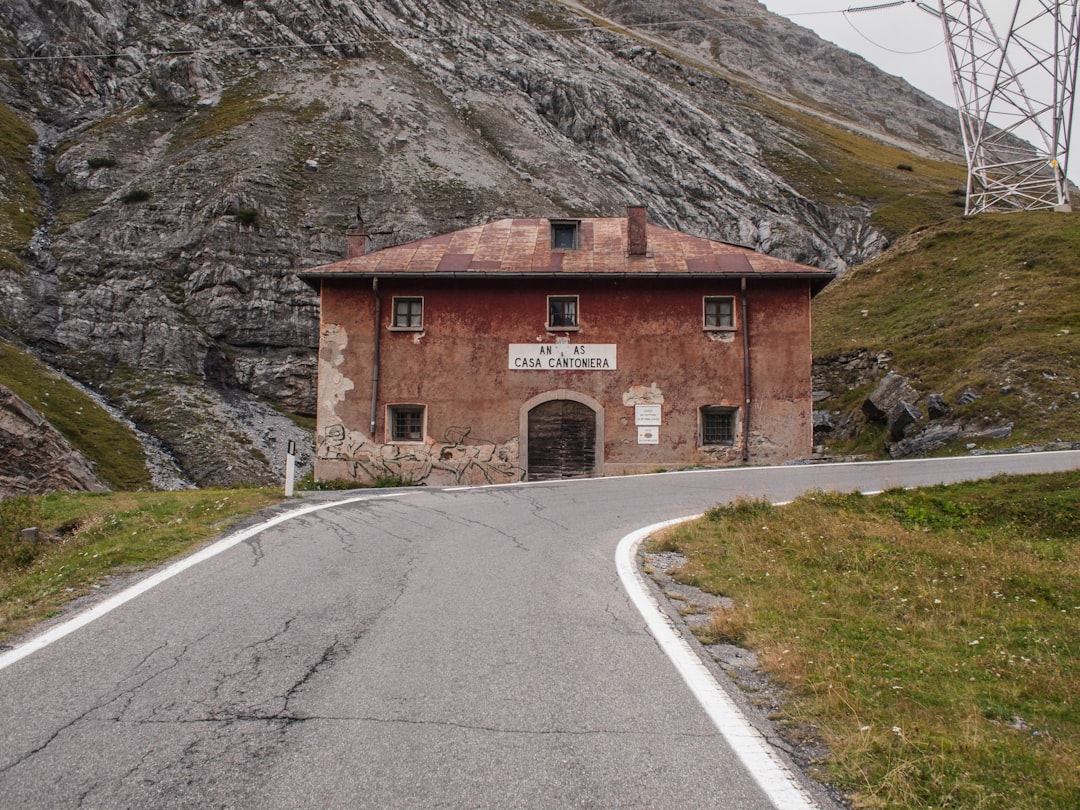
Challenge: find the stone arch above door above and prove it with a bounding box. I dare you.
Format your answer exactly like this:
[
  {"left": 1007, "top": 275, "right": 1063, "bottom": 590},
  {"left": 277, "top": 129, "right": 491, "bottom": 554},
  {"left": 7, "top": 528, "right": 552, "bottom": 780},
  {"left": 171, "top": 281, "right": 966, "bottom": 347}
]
[{"left": 519, "top": 390, "right": 605, "bottom": 481}]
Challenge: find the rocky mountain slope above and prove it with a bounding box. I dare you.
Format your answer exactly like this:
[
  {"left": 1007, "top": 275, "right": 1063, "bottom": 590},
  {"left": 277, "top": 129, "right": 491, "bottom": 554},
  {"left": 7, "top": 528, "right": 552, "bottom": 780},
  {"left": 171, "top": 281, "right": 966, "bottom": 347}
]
[{"left": 0, "top": 0, "right": 967, "bottom": 489}]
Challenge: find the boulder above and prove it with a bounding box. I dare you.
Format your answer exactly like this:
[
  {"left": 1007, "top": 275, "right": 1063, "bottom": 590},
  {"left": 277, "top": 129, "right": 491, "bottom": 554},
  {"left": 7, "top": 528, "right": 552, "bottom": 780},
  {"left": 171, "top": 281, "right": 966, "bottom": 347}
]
[
  {"left": 813, "top": 409, "right": 835, "bottom": 435},
  {"left": 888, "top": 423, "right": 961, "bottom": 458},
  {"left": 862, "top": 371, "right": 920, "bottom": 423},
  {"left": 925, "top": 393, "right": 949, "bottom": 418},
  {"left": 888, "top": 400, "right": 923, "bottom": 441}
]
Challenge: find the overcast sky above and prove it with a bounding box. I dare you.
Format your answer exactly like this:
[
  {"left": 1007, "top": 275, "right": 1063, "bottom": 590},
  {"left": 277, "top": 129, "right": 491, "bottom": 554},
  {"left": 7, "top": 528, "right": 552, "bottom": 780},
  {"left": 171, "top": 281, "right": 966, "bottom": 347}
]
[{"left": 759, "top": 1, "right": 1078, "bottom": 183}]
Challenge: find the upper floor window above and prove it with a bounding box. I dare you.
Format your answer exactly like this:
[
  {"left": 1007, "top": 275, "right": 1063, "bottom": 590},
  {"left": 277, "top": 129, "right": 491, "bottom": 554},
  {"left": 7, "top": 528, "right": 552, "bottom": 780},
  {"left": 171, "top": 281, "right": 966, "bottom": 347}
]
[
  {"left": 548, "top": 295, "right": 579, "bottom": 330},
  {"left": 392, "top": 297, "right": 423, "bottom": 330},
  {"left": 550, "top": 220, "right": 580, "bottom": 250},
  {"left": 703, "top": 296, "right": 735, "bottom": 330}
]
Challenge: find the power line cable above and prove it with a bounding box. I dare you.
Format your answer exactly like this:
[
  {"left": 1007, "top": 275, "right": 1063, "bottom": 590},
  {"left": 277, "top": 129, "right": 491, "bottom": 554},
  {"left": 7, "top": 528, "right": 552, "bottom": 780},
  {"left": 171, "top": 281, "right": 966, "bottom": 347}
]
[
  {"left": 0, "top": 8, "right": 858, "bottom": 64},
  {"left": 841, "top": 7, "right": 944, "bottom": 55}
]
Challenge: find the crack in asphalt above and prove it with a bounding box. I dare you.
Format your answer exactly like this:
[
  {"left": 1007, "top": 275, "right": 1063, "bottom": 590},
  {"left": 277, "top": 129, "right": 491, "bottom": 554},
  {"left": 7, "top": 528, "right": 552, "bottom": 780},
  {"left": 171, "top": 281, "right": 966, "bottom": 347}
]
[
  {"left": 281, "top": 637, "right": 352, "bottom": 714},
  {"left": 127, "top": 713, "right": 721, "bottom": 740},
  {"left": 244, "top": 532, "right": 266, "bottom": 566},
  {"left": 0, "top": 634, "right": 217, "bottom": 774},
  {"left": 516, "top": 491, "right": 575, "bottom": 534}
]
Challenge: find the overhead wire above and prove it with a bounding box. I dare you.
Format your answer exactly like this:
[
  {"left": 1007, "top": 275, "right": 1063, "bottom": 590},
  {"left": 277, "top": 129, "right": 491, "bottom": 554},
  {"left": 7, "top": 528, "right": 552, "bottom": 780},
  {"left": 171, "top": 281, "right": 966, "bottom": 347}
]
[
  {"left": 0, "top": 6, "right": 894, "bottom": 65},
  {"left": 836, "top": 0, "right": 944, "bottom": 55}
]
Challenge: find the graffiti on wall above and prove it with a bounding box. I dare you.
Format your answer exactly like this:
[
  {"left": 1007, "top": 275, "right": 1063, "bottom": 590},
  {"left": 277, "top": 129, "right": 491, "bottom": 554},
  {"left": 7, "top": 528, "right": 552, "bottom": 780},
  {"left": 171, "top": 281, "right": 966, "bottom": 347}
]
[{"left": 318, "top": 423, "right": 525, "bottom": 486}]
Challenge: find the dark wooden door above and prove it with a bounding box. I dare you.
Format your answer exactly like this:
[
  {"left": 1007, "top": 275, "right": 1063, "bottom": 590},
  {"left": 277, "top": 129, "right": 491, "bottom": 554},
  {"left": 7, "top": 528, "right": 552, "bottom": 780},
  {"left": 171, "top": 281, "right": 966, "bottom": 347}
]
[{"left": 527, "top": 399, "right": 596, "bottom": 481}]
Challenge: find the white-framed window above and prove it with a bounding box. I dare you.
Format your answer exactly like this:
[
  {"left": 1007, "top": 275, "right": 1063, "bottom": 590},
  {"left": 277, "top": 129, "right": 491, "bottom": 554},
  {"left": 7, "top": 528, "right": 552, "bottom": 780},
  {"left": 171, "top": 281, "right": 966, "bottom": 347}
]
[
  {"left": 703, "top": 296, "right": 735, "bottom": 330},
  {"left": 550, "top": 220, "right": 580, "bottom": 250},
  {"left": 388, "top": 404, "right": 425, "bottom": 442},
  {"left": 547, "top": 295, "right": 579, "bottom": 330},
  {"left": 391, "top": 297, "right": 423, "bottom": 330},
  {"left": 700, "top": 406, "right": 736, "bottom": 446}
]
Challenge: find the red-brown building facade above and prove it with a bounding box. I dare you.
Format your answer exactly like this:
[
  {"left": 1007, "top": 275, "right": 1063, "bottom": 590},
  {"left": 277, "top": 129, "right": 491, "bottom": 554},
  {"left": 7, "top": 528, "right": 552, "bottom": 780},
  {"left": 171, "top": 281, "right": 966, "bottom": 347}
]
[{"left": 299, "top": 207, "right": 834, "bottom": 486}]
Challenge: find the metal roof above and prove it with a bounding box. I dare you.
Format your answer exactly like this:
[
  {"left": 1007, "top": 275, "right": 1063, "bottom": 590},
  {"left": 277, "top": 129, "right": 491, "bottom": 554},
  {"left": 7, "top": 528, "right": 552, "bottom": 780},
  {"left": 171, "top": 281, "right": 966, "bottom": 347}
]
[{"left": 298, "top": 217, "right": 836, "bottom": 293}]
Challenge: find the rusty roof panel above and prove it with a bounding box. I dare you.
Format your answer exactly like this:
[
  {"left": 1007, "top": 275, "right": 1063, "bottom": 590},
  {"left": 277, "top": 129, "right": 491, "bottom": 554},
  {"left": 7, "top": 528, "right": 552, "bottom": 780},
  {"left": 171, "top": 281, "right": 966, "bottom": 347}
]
[
  {"left": 716, "top": 253, "right": 754, "bottom": 273},
  {"left": 686, "top": 256, "right": 721, "bottom": 273},
  {"left": 437, "top": 253, "right": 473, "bottom": 271},
  {"left": 299, "top": 217, "right": 835, "bottom": 287}
]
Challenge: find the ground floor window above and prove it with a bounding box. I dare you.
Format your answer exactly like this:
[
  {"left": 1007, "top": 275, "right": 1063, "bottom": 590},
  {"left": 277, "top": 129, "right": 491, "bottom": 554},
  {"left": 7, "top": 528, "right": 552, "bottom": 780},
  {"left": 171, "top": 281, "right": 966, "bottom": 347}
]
[
  {"left": 700, "top": 406, "right": 736, "bottom": 446},
  {"left": 389, "top": 405, "right": 425, "bottom": 442}
]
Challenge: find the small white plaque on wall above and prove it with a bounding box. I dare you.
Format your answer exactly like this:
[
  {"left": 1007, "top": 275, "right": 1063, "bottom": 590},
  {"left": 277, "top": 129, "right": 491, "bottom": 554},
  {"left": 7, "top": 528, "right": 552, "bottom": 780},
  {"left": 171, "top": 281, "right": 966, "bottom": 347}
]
[
  {"left": 635, "top": 404, "right": 662, "bottom": 426},
  {"left": 637, "top": 426, "right": 659, "bottom": 445}
]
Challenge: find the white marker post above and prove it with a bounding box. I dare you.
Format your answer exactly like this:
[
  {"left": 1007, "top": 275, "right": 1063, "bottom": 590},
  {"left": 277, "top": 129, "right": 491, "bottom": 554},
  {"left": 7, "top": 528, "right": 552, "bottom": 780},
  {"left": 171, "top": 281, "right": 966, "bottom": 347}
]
[{"left": 285, "top": 440, "right": 296, "bottom": 497}]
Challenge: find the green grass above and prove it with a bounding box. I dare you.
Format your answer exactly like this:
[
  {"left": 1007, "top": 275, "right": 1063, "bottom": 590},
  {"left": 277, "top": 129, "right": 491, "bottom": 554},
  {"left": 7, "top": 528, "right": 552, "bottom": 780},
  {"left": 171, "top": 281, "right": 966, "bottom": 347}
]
[
  {"left": 813, "top": 212, "right": 1080, "bottom": 452},
  {"left": 0, "top": 339, "right": 152, "bottom": 491},
  {"left": 0, "top": 99, "right": 41, "bottom": 268},
  {"left": 651, "top": 470, "right": 1080, "bottom": 809},
  {"left": 0, "top": 488, "right": 283, "bottom": 644},
  {"left": 170, "top": 80, "right": 269, "bottom": 152}
]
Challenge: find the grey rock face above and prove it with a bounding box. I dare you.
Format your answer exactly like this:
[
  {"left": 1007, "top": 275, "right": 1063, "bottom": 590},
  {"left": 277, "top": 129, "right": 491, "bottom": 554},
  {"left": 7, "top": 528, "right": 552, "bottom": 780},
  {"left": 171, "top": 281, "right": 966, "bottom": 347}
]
[
  {"left": 0, "top": 0, "right": 964, "bottom": 486},
  {"left": 0, "top": 385, "right": 108, "bottom": 497}
]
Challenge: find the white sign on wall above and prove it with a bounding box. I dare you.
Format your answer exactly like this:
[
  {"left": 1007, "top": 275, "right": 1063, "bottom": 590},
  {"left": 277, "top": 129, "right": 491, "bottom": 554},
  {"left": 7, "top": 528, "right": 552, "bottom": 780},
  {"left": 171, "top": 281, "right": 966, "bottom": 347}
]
[
  {"left": 637, "top": 426, "right": 659, "bottom": 445},
  {"left": 635, "top": 404, "right": 662, "bottom": 426},
  {"left": 508, "top": 344, "right": 617, "bottom": 370}
]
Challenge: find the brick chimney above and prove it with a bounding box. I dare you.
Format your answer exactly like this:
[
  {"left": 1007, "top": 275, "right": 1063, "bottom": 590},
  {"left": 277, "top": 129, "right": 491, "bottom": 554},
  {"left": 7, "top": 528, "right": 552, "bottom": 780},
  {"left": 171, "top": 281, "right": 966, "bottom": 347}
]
[
  {"left": 347, "top": 205, "right": 371, "bottom": 258},
  {"left": 627, "top": 204, "right": 647, "bottom": 256}
]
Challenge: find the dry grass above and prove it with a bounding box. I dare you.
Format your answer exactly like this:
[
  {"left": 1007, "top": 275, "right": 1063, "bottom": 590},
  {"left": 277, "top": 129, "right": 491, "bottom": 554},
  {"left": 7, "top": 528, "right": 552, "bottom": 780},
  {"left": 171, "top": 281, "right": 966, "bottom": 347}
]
[{"left": 651, "top": 472, "right": 1080, "bottom": 808}]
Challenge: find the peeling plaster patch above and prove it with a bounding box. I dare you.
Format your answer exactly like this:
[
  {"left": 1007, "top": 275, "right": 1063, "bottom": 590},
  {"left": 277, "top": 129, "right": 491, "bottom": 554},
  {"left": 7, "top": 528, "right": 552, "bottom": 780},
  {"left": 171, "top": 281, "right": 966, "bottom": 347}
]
[
  {"left": 706, "top": 331, "right": 737, "bottom": 343},
  {"left": 318, "top": 323, "right": 354, "bottom": 425},
  {"left": 622, "top": 383, "right": 665, "bottom": 407},
  {"left": 317, "top": 425, "right": 524, "bottom": 486},
  {"left": 412, "top": 331, "right": 425, "bottom": 345}
]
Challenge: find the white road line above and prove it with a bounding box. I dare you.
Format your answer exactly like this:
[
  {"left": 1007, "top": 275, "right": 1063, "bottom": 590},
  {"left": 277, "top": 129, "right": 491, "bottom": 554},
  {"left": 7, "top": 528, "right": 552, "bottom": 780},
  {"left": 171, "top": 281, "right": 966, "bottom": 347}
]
[
  {"left": 616, "top": 517, "right": 821, "bottom": 810},
  {"left": 0, "top": 492, "right": 414, "bottom": 672}
]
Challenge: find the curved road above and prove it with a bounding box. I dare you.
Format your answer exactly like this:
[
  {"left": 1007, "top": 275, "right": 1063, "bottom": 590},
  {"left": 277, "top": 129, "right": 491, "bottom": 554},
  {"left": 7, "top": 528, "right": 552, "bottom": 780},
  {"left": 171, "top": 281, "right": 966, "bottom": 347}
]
[{"left": 2, "top": 452, "right": 1078, "bottom": 808}]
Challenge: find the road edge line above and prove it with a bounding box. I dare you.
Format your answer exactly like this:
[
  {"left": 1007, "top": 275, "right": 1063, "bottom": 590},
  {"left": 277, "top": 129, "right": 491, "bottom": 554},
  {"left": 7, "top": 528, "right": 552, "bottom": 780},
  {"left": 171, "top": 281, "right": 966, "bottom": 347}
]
[{"left": 616, "top": 517, "right": 820, "bottom": 810}]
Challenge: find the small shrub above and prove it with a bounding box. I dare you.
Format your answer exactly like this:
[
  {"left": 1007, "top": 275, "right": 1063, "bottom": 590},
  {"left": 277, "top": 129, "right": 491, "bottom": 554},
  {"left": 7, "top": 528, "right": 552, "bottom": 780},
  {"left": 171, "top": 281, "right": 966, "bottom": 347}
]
[
  {"left": 694, "top": 604, "right": 751, "bottom": 645},
  {"left": 235, "top": 206, "right": 258, "bottom": 226},
  {"left": 370, "top": 474, "right": 417, "bottom": 488},
  {"left": 0, "top": 495, "right": 44, "bottom": 570},
  {"left": 120, "top": 188, "right": 151, "bottom": 204},
  {"left": 86, "top": 156, "right": 116, "bottom": 169}
]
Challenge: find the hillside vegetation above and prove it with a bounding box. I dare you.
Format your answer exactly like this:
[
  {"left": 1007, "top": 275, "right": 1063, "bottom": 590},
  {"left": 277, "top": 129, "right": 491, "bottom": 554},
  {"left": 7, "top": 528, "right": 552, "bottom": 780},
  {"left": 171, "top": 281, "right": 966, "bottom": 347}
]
[
  {"left": 0, "top": 338, "right": 151, "bottom": 491},
  {"left": 813, "top": 211, "right": 1080, "bottom": 455}
]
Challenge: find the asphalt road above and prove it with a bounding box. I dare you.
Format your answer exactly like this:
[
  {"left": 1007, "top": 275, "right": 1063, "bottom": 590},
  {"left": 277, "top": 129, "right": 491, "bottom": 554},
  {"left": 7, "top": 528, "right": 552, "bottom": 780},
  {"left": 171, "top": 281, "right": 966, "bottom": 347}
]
[{"left": 2, "top": 452, "right": 1078, "bottom": 809}]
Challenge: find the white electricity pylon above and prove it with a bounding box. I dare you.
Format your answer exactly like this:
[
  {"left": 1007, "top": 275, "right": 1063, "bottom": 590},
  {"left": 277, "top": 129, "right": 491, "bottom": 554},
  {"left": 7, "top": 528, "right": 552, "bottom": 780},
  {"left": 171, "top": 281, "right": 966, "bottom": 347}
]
[{"left": 927, "top": 1, "right": 1080, "bottom": 213}]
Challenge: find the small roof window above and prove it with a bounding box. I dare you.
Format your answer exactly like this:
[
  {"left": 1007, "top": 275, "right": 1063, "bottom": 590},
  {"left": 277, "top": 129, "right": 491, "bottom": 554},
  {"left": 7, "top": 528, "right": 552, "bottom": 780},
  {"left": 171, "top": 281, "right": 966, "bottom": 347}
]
[{"left": 550, "top": 220, "right": 580, "bottom": 250}]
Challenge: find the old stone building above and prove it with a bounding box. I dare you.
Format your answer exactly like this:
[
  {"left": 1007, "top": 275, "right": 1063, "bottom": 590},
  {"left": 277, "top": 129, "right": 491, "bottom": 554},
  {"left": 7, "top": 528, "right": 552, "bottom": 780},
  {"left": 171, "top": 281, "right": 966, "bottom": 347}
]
[{"left": 299, "top": 206, "right": 834, "bottom": 485}]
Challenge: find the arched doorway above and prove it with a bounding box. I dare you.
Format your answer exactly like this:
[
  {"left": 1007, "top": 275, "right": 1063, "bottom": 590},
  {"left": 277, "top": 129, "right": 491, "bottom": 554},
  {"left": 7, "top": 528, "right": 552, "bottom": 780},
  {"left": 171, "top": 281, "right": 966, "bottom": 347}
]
[{"left": 522, "top": 392, "right": 602, "bottom": 481}]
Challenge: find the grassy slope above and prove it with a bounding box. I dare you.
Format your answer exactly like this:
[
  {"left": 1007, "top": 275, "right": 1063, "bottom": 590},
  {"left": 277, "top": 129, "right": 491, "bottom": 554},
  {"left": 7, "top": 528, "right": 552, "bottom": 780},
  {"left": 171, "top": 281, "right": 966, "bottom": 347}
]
[
  {"left": 0, "top": 338, "right": 152, "bottom": 491},
  {"left": 813, "top": 211, "right": 1080, "bottom": 452},
  {"left": 653, "top": 470, "right": 1080, "bottom": 809},
  {"left": 756, "top": 100, "right": 968, "bottom": 239},
  {"left": 0, "top": 98, "right": 39, "bottom": 274},
  {"left": 0, "top": 488, "right": 282, "bottom": 643}
]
